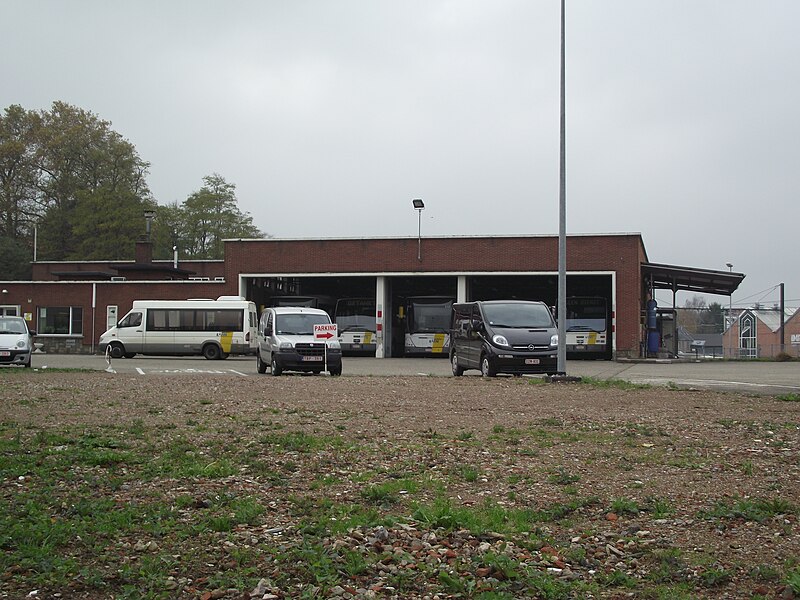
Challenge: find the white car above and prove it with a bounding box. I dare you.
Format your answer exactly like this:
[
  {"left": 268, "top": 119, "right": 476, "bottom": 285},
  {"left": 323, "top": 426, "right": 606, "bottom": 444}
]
[{"left": 0, "top": 316, "right": 35, "bottom": 368}]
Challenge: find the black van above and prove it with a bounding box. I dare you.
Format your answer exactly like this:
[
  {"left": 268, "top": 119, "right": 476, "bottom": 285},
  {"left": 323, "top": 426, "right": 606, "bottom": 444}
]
[{"left": 450, "top": 300, "right": 559, "bottom": 377}]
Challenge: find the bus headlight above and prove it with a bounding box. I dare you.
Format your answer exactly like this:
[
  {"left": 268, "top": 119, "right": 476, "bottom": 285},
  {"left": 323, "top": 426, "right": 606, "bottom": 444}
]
[
  {"left": 550, "top": 334, "right": 559, "bottom": 347},
  {"left": 492, "top": 334, "right": 510, "bottom": 347}
]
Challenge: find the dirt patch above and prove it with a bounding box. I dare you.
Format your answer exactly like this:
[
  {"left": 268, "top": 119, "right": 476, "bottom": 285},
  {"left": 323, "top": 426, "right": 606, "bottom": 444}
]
[{"left": 1, "top": 371, "right": 799, "bottom": 599}]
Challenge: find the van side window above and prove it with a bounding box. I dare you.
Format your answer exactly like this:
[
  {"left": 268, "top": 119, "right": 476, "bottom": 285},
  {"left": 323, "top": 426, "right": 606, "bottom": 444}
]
[
  {"left": 452, "top": 305, "right": 471, "bottom": 336},
  {"left": 119, "top": 312, "right": 142, "bottom": 328}
]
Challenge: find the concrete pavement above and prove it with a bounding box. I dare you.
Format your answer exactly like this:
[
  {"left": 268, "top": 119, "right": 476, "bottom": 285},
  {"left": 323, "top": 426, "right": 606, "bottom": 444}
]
[{"left": 20, "top": 352, "right": 800, "bottom": 396}]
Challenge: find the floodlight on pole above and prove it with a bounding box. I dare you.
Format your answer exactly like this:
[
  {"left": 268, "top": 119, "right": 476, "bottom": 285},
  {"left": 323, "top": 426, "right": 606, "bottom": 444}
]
[
  {"left": 412, "top": 199, "right": 425, "bottom": 261},
  {"left": 143, "top": 209, "right": 156, "bottom": 241}
]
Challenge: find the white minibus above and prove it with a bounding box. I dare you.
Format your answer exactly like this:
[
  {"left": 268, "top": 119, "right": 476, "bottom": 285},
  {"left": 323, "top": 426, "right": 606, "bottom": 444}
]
[{"left": 99, "top": 297, "right": 258, "bottom": 359}]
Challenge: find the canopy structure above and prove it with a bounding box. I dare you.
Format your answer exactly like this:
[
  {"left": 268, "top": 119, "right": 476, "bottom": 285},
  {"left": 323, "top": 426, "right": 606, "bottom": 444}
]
[{"left": 642, "top": 262, "right": 745, "bottom": 297}]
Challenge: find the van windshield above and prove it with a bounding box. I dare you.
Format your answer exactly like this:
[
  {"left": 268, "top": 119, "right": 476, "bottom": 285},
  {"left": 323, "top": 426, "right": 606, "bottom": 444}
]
[
  {"left": 482, "top": 303, "right": 554, "bottom": 328},
  {"left": 275, "top": 313, "right": 330, "bottom": 335}
]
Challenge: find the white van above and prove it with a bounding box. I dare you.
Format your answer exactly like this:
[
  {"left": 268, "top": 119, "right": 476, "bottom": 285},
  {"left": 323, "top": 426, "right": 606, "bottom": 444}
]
[
  {"left": 99, "top": 297, "right": 258, "bottom": 359},
  {"left": 257, "top": 306, "right": 342, "bottom": 376}
]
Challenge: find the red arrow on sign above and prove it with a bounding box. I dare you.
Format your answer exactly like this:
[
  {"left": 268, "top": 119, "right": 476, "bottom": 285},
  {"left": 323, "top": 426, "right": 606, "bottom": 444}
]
[{"left": 317, "top": 332, "right": 334, "bottom": 339}]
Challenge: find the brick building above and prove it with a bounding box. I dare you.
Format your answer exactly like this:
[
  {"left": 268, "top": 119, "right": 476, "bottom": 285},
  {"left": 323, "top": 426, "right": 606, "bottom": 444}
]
[
  {"left": 722, "top": 307, "right": 800, "bottom": 358},
  {"left": 0, "top": 233, "right": 744, "bottom": 358}
]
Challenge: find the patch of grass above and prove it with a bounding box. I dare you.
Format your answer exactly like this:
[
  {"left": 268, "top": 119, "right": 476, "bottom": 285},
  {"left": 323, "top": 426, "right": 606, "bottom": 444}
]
[
  {"left": 644, "top": 496, "right": 675, "bottom": 519},
  {"left": 360, "top": 479, "right": 417, "bottom": 506},
  {"left": 786, "top": 566, "right": 800, "bottom": 594},
  {"left": 259, "top": 431, "right": 343, "bottom": 453},
  {"left": 458, "top": 464, "right": 480, "bottom": 483},
  {"left": 776, "top": 393, "right": 800, "bottom": 402},
  {"left": 596, "top": 569, "right": 637, "bottom": 588},
  {"left": 412, "top": 496, "right": 598, "bottom": 534},
  {"left": 610, "top": 497, "right": 640, "bottom": 516},
  {"left": 700, "top": 496, "right": 797, "bottom": 523},
  {"left": 547, "top": 467, "right": 580, "bottom": 485}
]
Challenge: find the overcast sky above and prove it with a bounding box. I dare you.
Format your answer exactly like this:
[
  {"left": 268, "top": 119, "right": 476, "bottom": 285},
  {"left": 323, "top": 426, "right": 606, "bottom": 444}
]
[{"left": 4, "top": 1, "right": 798, "bottom": 308}]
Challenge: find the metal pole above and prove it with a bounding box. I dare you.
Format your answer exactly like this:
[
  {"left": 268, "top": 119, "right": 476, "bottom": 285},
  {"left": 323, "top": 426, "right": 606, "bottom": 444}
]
[
  {"left": 779, "top": 282, "right": 785, "bottom": 353},
  {"left": 557, "top": 0, "right": 567, "bottom": 374},
  {"left": 417, "top": 209, "right": 422, "bottom": 261}
]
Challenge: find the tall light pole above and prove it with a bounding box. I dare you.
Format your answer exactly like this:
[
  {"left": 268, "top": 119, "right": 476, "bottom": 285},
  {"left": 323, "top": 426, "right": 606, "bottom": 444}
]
[
  {"left": 557, "top": 0, "right": 567, "bottom": 375},
  {"left": 412, "top": 199, "right": 425, "bottom": 261},
  {"left": 726, "top": 262, "right": 733, "bottom": 358}
]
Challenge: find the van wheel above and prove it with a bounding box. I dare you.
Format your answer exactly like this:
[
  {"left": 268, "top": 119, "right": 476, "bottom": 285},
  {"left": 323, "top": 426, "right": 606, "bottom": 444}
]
[
  {"left": 203, "top": 344, "right": 222, "bottom": 360},
  {"left": 271, "top": 357, "right": 282, "bottom": 376},
  {"left": 481, "top": 355, "right": 496, "bottom": 378},
  {"left": 451, "top": 352, "right": 464, "bottom": 376},
  {"left": 257, "top": 352, "right": 267, "bottom": 374},
  {"left": 109, "top": 342, "right": 125, "bottom": 359},
  {"left": 124, "top": 353, "right": 136, "bottom": 359},
  {"left": 329, "top": 366, "right": 342, "bottom": 376}
]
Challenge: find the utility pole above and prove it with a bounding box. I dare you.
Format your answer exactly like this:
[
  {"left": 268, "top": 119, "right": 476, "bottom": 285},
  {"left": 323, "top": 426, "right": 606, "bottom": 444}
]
[{"left": 557, "top": 0, "right": 567, "bottom": 375}]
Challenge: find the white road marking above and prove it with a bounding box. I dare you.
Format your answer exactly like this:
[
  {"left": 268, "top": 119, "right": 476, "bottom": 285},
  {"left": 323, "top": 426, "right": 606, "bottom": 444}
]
[{"left": 133, "top": 367, "right": 249, "bottom": 376}]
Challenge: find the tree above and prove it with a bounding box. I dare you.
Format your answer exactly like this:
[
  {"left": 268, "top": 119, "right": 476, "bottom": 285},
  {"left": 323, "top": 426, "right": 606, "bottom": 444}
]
[
  {"left": 158, "top": 174, "right": 263, "bottom": 260},
  {"left": 0, "top": 105, "right": 40, "bottom": 247},
  {"left": 680, "top": 296, "right": 724, "bottom": 334},
  {"left": 0, "top": 235, "right": 32, "bottom": 279},
  {"left": 32, "top": 102, "right": 152, "bottom": 260}
]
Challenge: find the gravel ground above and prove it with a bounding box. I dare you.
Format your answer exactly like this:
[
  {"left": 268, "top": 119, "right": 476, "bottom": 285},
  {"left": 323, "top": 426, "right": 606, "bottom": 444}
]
[{"left": 1, "top": 371, "right": 799, "bottom": 599}]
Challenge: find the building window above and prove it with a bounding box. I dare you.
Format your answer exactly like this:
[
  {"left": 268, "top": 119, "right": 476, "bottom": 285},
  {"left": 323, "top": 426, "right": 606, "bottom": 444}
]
[
  {"left": 38, "top": 307, "right": 83, "bottom": 335},
  {"left": 739, "top": 313, "right": 757, "bottom": 358}
]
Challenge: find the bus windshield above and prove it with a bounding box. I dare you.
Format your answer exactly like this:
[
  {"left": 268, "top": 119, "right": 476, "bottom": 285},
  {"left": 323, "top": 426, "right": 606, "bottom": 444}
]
[
  {"left": 335, "top": 299, "right": 376, "bottom": 332},
  {"left": 408, "top": 300, "right": 453, "bottom": 333},
  {"left": 566, "top": 297, "right": 607, "bottom": 332}
]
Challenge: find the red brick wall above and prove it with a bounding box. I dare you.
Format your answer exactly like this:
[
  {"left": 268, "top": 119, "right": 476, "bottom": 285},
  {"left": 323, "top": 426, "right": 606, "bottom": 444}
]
[{"left": 6, "top": 234, "right": 647, "bottom": 356}]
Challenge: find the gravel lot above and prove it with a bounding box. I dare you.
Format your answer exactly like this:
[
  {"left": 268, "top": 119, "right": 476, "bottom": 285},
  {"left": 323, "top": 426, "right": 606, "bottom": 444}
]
[{"left": 1, "top": 371, "right": 799, "bottom": 599}]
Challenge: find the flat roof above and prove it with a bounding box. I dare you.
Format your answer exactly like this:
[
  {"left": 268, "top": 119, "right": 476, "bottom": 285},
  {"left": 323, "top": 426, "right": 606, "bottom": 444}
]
[{"left": 642, "top": 262, "right": 745, "bottom": 296}]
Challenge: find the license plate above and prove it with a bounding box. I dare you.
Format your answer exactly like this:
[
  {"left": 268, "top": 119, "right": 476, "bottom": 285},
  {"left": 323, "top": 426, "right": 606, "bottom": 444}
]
[
  {"left": 575, "top": 345, "right": 586, "bottom": 350},
  {"left": 301, "top": 356, "right": 323, "bottom": 362},
  {"left": 525, "top": 358, "right": 540, "bottom": 365},
  {"left": 351, "top": 344, "right": 362, "bottom": 349},
  {"left": 0, "top": 351, "right": 10, "bottom": 357}
]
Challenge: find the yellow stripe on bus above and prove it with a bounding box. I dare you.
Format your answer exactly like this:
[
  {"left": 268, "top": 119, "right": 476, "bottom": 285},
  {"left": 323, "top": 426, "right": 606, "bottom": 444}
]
[
  {"left": 432, "top": 333, "right": 446, "bottom": 353},
  {"left": 220, "top": 331, "right": 233, "bottom": 353}
]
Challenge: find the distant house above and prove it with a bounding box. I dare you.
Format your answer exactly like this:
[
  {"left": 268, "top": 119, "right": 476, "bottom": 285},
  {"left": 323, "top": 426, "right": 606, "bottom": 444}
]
[
  {"left": 678, "top": 327, "right": 724, "bottom": 358},
  {"left": 723, "top": 306, "right": 800, "bottom": 358}
]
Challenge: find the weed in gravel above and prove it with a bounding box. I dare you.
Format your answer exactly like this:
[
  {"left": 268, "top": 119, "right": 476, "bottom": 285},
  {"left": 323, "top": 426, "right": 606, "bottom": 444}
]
[
  {"left": 596, "top": 569, "right": 637, "bottom": 588},
  {"left": 644, "top": 496, "right": 675, "bottom": 519},
  {"left": 700, "top": 496, "right": 797, "bottom": 523},
  {"left": 547, "top": 467, "right": 580, "bottom": 485},
  {"left": 259, "top": 430, "right": 342, "bottom": 452},
  {"left": 610, "top": 497, "right": 640, "bottom": 515},
  {"left": 787, "top": 567, "right": 800, "bottom": 594},
  {"left": 360, "top": 479, "right": 417, "bottom": 505},
  {"left": 458, "top": 464, "right": 480, "bottom": 482},
  {"left": 457, "top": 429, "right": 475, "bottom": 441}
]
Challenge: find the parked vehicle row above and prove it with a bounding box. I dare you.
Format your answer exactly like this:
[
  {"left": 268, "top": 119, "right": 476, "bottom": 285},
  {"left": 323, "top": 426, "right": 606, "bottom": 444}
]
[{"left": 83, "top": 296, "right": 566, "bottom": 379}]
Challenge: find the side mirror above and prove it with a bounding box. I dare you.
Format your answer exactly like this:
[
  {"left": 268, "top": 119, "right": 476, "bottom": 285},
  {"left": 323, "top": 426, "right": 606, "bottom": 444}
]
[
  {"left": 264, "top": 326, "right": 272, "bottom": 336},
  {"left": 28, "top": 329, "right": 37, "bottom": 336}
]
